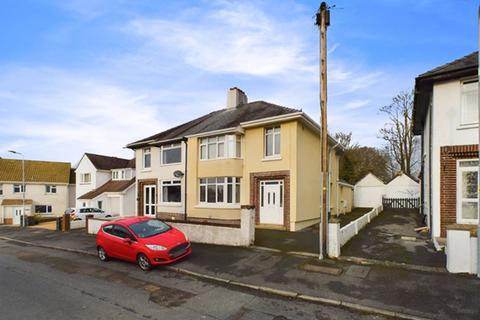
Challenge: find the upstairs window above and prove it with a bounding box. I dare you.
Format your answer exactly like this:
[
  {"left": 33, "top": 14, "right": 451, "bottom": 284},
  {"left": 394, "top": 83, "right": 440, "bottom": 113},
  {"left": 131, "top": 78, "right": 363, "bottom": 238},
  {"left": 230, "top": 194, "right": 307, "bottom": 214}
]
[
  {"left": 161, "top": 143, "right": 182, "bottom": 165},
  {"left": 143, "top": 148, "right": 151, "bottom": 169},
  {"left": 265, "top": 126, "right": 281, "bottom": 157},
  {"left": 81, "top": 173, "right": 91, "bottom": 184},
  {"left": 199, "top": 135, "right": 241, "bottom": 160},
  {"left": 45, "top": 185, "right": 57, "bottom": 194},
  {"left": 460, "top": 80, "right": 478, "bottom": 125},
  {"left": 13, "top": 184, "right": 25, "bottom": 193}
]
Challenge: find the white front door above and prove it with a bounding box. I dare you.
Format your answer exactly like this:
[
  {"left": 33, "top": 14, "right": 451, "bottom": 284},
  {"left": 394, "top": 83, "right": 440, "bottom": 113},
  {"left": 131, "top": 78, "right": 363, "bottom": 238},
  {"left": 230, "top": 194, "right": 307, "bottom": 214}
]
[
  {"left": 13, "top": 207, "right": 23, "bottom": 226},
  {"left": 259, "top": 180, "right": 284, "bottom": 225},
  {"left": 143, "top": 185, "right": 156, "bottom": 217}
]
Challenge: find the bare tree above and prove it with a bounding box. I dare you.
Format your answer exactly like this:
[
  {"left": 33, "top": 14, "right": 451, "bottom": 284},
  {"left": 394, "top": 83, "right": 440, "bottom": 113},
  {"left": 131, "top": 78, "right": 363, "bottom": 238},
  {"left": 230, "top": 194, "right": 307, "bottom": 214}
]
[
  {"left": 334, "top": 131, "right": 358, "bottom": 149},
  {"left": 379, "top": 91, "right": 418, "bottom": 176}
]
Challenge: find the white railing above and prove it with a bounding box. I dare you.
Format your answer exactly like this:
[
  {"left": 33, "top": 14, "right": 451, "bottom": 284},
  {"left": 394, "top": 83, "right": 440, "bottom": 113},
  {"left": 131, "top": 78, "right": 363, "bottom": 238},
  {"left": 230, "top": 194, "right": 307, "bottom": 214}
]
[{"left": 328, "top": 205, "right": 383, "bottom": 257}]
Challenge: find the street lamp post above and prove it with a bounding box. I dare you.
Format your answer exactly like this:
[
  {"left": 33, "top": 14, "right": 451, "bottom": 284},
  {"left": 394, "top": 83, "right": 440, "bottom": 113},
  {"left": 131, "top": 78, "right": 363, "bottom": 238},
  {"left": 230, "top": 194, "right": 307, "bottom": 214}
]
[{"left": 8, "top": 150, "right": 25, "bottom": 227}]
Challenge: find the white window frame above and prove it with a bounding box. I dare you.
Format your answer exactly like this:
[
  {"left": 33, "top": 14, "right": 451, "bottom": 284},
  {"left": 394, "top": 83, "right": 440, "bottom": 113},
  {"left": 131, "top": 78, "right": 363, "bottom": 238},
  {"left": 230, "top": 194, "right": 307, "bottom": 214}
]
[
  {"left": 13, "top": 184, "right": 25, "bottom": 193},
  {"left": 97, "top": 201, "right": 103, "bottom": 210},
  {"left": 198, "top": 177, "right": 240, "bottom": 208},
  {"left": 160, "top": 180, "right": 182, "bottom": 205},
  {"left": 161, "top": 143, "right": 182, "bottom": 165},
  {"left": 143, "top": 148, "right": 151, "bottom": 169},
  {"left": 199, "top": 135, "right": 242, "bottom": 160},
  {"left": 35, "top": 205, "right": 52, "bottom": 215},
  {"left": 456, "top": 159, "right": 479, "bottom": 224},
  {"left": 264, "top": 126, "right": 281, "bottom": 158},
  {"left": 45, "top": 185, "right": 57, "bottom": 194},
  {"left": 81, "top": 173, "right": 91, "bottom": 184},
  {"left": 460, "top": 79, "right": 478, "bottom": 126}
]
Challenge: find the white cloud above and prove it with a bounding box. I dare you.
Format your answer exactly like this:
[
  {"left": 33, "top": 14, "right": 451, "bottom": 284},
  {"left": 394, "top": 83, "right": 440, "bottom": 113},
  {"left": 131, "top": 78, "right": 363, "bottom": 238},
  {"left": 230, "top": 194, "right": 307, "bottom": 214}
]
[
  {"left": 0, "top": 67, "right": 168, "bottom": 164},
  {"left": 126, "top": 2, "right": 312, "bottom": 76}
]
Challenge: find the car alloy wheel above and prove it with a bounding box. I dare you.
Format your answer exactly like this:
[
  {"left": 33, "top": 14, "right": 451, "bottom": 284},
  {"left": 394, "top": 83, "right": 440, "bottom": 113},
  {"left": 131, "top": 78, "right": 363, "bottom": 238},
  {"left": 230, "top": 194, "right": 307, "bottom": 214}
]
[
  {"left": 98, "top": 247, "right": 108, "bottom": 262},
  {"left": 137, "top": 253, "right": 152, "bottom": 271}
]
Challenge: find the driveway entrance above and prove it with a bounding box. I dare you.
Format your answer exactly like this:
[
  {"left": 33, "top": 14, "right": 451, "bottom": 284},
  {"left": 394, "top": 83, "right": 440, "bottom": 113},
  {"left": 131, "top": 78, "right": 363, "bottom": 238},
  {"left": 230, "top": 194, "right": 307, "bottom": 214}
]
[{"left": 341, "top": 209, "right": 445, "bottom": 267}]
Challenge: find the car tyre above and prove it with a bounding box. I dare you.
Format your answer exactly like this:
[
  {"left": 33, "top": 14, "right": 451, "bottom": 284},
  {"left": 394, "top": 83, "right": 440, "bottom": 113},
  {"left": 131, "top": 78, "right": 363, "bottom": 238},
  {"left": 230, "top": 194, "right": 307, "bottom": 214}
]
[
  {"left": 137, "top": 253, "right": 152, "bottom": 271},
  {"left": 98, "top": 246, "right": 109, "bottom": 262}
]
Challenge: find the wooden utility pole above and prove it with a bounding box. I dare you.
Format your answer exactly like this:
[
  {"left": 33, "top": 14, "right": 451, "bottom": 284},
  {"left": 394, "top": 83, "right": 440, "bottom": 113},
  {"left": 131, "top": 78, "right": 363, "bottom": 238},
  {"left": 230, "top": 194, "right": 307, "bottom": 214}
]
[{"left": 316, "top": 2, "right": 330, "bottom": 259}]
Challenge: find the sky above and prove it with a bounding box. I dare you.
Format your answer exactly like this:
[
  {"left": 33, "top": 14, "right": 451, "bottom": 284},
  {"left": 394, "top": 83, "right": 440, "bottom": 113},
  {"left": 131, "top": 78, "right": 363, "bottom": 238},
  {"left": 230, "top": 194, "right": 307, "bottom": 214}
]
[{"left": 0, "top": 0, "right": 477, "bottom": 165}]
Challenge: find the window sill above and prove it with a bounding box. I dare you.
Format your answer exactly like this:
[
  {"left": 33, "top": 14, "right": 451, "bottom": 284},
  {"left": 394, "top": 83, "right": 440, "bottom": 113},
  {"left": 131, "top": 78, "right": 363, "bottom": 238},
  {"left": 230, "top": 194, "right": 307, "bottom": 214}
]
[
  {"left": 80, "top": 182, "right": 91, "bottom": 185},
  {"left": 158, "top": 202, "right": 183, "bottom": 207},
  {"left": 195, "top": 204, "right": 241, "bottom": 209},
  {"left": 457, "top": 123, "right": 478, "bottom": 130},
  {"left": 262, "top": 156, "right": 282, "bottom": 162},
  {"left": 141, "top": 168, "right": 152, "bottom": 172},
  {"left": 199, "top": 157, "right": 243, "bottom": 162},
  {"left": 160, "top": 162, "right": 183, "bottom": 167}
]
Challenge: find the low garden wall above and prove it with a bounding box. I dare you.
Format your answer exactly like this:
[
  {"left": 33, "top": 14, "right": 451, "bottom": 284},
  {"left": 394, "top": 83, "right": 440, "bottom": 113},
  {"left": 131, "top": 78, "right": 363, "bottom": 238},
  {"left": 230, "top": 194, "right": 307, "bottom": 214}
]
[
  {"left": 328, "top": 205, "right": 383, "bottom": 258},
  {"left": 446, "top": 225, "right": 478, "bottom": 274},
  {"left": 87, "top": 206, "right": 255, "bottom": 247}
]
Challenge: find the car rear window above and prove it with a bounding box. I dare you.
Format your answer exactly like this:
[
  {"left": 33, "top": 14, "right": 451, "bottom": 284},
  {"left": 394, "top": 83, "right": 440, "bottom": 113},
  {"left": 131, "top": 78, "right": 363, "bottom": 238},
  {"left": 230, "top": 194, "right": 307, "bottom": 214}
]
[{"left": 129, "top": 219, "right": 171, "bottom": 238}]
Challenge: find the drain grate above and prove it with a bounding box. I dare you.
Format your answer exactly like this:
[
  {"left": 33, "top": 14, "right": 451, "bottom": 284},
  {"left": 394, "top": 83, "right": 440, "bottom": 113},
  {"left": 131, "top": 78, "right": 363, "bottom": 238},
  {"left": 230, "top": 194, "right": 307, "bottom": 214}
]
[{"left": 345, "top": 265, "right": 370, "bottom": 279}]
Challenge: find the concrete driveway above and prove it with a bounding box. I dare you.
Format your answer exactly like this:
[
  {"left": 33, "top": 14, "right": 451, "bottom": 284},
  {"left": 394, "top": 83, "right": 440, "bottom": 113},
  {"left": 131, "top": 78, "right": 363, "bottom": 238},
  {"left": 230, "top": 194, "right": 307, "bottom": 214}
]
[{"left": 341, "top": 209, "right": 446, "bottom": 267}]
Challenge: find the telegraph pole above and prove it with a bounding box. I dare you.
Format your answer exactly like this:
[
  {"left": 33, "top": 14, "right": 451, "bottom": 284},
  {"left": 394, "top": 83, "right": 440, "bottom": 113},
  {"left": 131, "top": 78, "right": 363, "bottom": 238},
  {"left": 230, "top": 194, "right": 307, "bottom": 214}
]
[
  {"left": 476, "top": 4, "right": 479, "bottom": 278},
  {"left": 316, "top": 2, "right": 330, "bottom": 259}
]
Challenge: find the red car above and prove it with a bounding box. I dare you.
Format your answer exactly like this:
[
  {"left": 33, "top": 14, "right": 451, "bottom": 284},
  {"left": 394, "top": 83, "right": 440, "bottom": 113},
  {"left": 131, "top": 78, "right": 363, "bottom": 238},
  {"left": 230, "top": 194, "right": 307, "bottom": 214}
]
[{"left": 96, "top": 217, "right": 191, "bottom": 271}]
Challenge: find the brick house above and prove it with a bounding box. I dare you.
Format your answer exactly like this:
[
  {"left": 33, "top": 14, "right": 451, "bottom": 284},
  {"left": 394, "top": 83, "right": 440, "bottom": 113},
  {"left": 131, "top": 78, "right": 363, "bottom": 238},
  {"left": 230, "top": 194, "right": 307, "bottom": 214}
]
[{"left": 413, "top": 52, "right": 478, "bottom": 247}]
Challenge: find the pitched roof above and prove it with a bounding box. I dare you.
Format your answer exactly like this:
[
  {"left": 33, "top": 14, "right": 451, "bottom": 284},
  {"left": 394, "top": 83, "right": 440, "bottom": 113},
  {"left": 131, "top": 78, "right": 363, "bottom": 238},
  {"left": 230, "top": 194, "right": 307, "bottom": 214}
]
[
  {"left": 127, "top": 101, "right": 300, "bottom": 148},
  {"left": 413, "top": 52, "right": 478, "bottom": 134},
  {"left": 78, "top": 178, "right": 135, "bottom": 199},
  {"left": 417, "top": 52, "right": 477, "bottom": 80},
  {"left": 0, "top": 159, "right": 72, "bottom": 184},
  {"left": 84, "top": 153, "right": 135, "bottom": 170}
]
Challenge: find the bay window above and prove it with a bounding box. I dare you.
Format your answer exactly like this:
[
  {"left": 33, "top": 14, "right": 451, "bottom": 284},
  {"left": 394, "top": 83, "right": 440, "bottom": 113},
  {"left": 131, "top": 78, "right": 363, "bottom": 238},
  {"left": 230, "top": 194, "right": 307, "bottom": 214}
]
[
  {"left": 199, "top": 135, "right": 241, "bottom": 160},
  {"left": 199, "top": 177, "right": 240, "bottom": 206}
]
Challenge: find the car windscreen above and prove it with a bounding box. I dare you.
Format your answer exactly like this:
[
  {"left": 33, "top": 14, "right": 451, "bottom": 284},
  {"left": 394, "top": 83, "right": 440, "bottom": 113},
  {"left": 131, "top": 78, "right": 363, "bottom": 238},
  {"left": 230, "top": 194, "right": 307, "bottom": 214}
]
[{"left": 128, "top": 219, "right": 171, "bottom": 238}]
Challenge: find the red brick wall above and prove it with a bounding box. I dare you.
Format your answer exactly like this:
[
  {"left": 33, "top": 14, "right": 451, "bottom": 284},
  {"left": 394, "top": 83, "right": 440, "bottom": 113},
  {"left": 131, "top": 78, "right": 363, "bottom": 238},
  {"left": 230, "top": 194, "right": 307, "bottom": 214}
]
[
  {"left": 250, "top": 170, "right": 290, "bottom": 230},
  {"left": 439, "top": 144, "right": 478, "bottom": 237}
]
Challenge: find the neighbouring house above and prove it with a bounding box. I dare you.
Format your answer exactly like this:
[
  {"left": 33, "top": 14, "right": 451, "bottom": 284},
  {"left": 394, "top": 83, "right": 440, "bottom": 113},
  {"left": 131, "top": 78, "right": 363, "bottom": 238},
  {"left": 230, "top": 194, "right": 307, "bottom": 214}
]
[
  {"left": 75, "top": 153, "right": 136, "bottom": 216},
  {"left": 127, "top": 87, "right": 350, "bottom": 231},
  {"left": 0, "top": 158, "right": 75, "bottom": 225},
  {"left": 413, "top": 52, "right": 478, "bottom": 247},
  {"left": 354, "top": 172, "right": 420, "bottom": 208}
]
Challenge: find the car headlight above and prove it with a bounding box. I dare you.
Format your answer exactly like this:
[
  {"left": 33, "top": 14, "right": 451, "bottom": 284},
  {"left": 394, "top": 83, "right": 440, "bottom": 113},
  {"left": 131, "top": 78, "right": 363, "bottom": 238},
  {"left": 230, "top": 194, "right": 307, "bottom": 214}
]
[{"left": 146, "top": 244, "right": 167, "bottom": 251}]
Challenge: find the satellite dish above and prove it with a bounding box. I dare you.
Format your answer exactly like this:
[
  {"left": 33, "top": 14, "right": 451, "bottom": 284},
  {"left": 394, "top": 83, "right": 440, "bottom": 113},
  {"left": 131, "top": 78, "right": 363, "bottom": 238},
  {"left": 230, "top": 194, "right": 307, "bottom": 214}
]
[{"left": 173, "top": 170, "right": 184, "bottom": 178}]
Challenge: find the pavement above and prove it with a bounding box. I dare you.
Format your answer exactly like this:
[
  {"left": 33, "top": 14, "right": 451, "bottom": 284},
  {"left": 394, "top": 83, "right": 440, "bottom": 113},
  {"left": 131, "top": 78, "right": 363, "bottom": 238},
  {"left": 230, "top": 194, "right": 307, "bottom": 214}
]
[
  {"left": 0, "top": 239, "right": 379, "bottom": 320},
  {"left": 1, "top": 226, "right": 479, "bottom": 319},
  {"left": 341, "top": 209, "right": 446, "bottom": 268}
]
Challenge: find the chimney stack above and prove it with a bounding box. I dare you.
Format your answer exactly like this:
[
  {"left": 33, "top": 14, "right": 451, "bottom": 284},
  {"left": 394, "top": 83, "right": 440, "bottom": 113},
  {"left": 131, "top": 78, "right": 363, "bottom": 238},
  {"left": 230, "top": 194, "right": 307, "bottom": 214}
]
[{"left": 227, "top": 87, "right": 248, "bottom": 109}]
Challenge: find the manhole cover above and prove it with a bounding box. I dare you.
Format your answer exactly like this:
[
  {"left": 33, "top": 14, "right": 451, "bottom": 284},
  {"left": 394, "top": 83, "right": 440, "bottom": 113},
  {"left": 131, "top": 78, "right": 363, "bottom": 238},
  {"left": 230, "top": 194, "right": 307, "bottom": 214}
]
[{"left": 345, "top": 265, "right": 370, "bottom": 279}]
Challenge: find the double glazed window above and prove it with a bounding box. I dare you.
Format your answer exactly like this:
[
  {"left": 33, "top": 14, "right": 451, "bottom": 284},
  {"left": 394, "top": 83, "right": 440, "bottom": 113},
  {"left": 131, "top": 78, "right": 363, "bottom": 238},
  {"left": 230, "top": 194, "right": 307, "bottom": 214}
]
[
  {"left": 45, "top": 185, "right": 57, "bottom": 194},
  {"left": 143, "top": 148, "right": 151, "bottom": 169},
  {"left": 199, "top": 135, "right": 241, "bottom": 160},
  {"left": 161, "top": 180, "right": 181, "bottom": 203},
  {"left": 265, "top": 126, "right": 281, "bottom": 157},
  {"left": 112, "top": 170, "right": 128, "bottom": 180},
  {"left": 199, "top": 177, "right": 240, "bottom": 205},
  {"left": 460, "top": 80, "right": 478, "bottom": 125},
  {"left": 161, "top": 143, "right": 182, "bottom": 165},
  {"left": 13, "top": 184, "right": 25, "bottom": 193},
  {"left": 35, "top": 205, "right": 52, "bottom": 214},
  {"left": 81, "top": 173, "right": 91, "bottom": 184},
  {"left": 457, "top": 160, "right": 479, "bottom": 223}
]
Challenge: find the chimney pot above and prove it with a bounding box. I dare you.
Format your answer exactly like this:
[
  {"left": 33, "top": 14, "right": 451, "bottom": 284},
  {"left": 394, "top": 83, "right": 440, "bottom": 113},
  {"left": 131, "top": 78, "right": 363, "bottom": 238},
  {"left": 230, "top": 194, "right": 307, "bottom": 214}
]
[{"left": 227, "top": 87, "right": 248, "bottom": 109}]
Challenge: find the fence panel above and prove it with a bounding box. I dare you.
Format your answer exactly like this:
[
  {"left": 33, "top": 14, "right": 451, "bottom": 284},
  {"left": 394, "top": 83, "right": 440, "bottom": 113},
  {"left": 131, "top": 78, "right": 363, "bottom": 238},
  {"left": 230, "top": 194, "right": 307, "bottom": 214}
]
[{"left": 382, "top": 197, "right": 419, "bottom": 209}]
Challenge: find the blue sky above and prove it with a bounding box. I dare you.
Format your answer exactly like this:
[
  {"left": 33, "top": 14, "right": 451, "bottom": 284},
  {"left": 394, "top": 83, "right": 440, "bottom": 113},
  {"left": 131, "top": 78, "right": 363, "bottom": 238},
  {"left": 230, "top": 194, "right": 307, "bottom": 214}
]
[{"left": 0, "top": 0, "right": 477, "bottom": 164}]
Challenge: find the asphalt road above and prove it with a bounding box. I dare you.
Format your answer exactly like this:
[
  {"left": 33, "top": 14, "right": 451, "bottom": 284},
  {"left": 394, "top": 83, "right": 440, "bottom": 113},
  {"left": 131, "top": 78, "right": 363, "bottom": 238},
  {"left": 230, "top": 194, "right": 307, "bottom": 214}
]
[{"left": 0, "top": 239, "right": 385, "bottom": 320}]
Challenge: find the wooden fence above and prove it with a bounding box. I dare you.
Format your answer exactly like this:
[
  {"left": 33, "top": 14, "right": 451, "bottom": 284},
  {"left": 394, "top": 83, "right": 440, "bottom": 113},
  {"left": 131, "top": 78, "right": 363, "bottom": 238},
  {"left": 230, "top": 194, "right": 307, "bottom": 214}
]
[{"left": 382, "top": 197, "right": 420, "bottom": 209}]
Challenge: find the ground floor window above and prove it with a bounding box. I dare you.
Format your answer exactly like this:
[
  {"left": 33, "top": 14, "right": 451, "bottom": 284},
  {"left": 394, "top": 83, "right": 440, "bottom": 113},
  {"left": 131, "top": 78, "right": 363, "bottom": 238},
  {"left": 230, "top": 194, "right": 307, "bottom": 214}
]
[
  {"left": 161, "top": 180, "right": 181, "bottom": 203},
  {"left": 199, "top": 177, "right": 240, "bottom": 205},
  {"left": 35, "top": 205, "right": 52, "bottom": 214},
  {"left": 457, "top": 159, "right": 479, "bottom": 223},
  {"left": 97, "top": 201, "right": 103, "bottom": 209}
]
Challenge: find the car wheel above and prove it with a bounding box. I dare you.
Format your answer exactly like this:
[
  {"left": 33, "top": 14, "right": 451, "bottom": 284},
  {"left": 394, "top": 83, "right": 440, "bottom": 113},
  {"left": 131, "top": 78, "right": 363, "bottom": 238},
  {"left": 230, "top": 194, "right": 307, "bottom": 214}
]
[
  {"left": 137, "top": 253, "right": 152, "bottom": 271},
  {"left": 98, "top": 247, "right": 108, "bottom": 262}
]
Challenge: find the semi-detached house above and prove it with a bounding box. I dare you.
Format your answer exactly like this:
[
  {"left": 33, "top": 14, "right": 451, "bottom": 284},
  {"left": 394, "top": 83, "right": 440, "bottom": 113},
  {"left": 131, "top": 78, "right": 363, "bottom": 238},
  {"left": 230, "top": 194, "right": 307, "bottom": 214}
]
[{"left": 127, "top": 88, "right": 348, "bottom": 231}]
